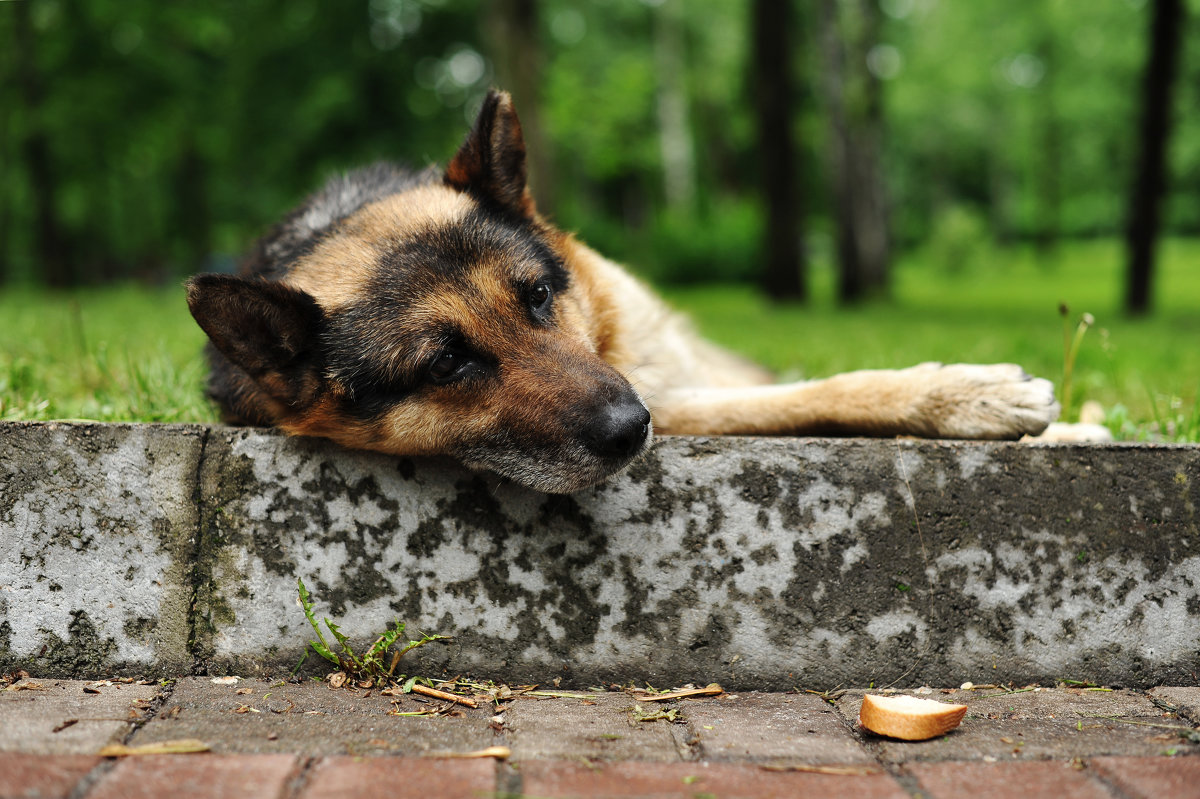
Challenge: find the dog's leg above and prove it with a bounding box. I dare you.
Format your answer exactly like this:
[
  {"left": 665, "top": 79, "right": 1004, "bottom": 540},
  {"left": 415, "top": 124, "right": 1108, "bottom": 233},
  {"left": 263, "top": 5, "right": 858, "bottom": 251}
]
[{"left": 652, "top": 362, "right": 1059, "bottom": 439}]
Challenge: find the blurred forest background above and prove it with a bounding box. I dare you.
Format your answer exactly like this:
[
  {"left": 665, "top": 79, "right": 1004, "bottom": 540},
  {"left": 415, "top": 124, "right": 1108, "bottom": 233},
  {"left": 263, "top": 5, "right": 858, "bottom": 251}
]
[
  {"left": 2, "top": 0, "right": 1195, "bottom": 303},
  {"left": 1, "top": 0, "right": 1197, "bottom": 435}
]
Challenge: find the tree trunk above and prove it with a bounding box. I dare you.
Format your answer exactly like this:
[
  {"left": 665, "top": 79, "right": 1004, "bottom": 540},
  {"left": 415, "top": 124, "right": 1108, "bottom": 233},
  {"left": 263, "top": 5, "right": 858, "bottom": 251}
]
[
  {"left": 487, "top": 0, "right": 555, "bottom": 214},
  {"left": 820, "top": 0, "right": 890, "bottom": 304},
  {"left": 1125, "top": 0, "right": 1185, "bottom": 316},
  {"left": 655, "top": 0, "right": 696, "bottom": 213},
  {"left": 753, "top": 0, "right": 805, "bottom": 301},
  {"left": 13, "top": 0, "right": 70, "bottom": 286}
]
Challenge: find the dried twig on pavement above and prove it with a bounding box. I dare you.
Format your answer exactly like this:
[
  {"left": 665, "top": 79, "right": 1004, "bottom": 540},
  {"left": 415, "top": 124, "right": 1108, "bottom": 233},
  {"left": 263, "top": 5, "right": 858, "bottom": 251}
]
[
  {"left": 410, "top": 683, "right": 478, "bottom": 707},
  {"left": 632, "top": 683, "right": 724, "bottom": 702}
]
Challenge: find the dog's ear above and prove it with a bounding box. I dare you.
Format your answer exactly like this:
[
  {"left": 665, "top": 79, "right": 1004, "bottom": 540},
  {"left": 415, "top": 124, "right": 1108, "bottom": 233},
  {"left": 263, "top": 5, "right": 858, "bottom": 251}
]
[
  {"left": 444, "top": 89, "right": 535, "bottom": 217},
  {"left": 186, "top": 274, "right": 325, "bottom": 409}
]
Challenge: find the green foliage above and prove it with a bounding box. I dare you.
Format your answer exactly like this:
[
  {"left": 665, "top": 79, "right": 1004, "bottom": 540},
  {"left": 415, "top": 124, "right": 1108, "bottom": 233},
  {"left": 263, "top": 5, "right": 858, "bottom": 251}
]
[
  {"left": 925, "top": 206, "right": 991, "bottom": 275},
  {"left": 295, "top": 578, "right": 447, "bottom": 680},
  {"left": 1058, "top": 304, "right": 1095, "bottom": 423},
  {"left": 5, "top": 0, "right": 1198, "bottom": 290}
]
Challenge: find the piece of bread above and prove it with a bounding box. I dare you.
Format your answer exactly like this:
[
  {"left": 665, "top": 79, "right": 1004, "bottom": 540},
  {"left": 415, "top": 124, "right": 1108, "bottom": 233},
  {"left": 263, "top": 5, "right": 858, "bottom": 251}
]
[{"left": 858, "top": 694, "right": 968, "bottom": 741}]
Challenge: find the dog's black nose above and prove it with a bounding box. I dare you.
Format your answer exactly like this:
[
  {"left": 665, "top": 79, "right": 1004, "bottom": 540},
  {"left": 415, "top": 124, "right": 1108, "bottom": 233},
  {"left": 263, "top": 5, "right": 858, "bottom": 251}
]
[{"left": 582, "top": 397, "right": 651, "bottom": 460}]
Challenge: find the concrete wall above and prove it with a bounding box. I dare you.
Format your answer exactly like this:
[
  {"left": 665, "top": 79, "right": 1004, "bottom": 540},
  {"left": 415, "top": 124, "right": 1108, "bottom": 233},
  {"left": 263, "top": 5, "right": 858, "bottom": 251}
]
[{"left": 2, "top": 421, "right": 1197, "bottom": 687}]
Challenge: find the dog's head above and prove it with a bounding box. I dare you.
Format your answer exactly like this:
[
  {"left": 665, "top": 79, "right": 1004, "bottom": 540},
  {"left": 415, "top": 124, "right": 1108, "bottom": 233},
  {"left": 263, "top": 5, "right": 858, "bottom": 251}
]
[{"left": 187, "top": 90, "right": 651, "bottom": 493}]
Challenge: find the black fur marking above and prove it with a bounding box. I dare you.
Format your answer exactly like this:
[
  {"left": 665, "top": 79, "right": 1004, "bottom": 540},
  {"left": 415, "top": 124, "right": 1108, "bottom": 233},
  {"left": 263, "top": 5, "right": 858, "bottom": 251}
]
[
  {"left": 371, "top": 207, "right": 568, "bottom": 291},
  {"left": 324, "top": 313, "right": 500, "bottom": 421}
]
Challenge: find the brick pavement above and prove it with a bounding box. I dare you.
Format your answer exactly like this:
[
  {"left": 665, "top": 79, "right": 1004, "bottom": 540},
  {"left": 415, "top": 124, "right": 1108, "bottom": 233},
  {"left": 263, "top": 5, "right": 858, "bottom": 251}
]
[{"left": 1, "top": 678, "right": 1198, "bottom": 798}]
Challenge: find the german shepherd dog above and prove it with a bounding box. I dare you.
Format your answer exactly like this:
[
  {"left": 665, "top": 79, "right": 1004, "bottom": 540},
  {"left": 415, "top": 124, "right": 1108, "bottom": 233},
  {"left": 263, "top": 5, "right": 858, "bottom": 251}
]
[{"left": 187, "top": 90, "right": 1059, "bottom": 493}]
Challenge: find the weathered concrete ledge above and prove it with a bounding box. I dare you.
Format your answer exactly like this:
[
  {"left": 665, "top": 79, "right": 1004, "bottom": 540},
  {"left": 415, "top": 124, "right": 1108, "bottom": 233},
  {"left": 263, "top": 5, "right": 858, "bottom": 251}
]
[{"left": 1, "top": 421, "right": 1197, "bottom": 688}]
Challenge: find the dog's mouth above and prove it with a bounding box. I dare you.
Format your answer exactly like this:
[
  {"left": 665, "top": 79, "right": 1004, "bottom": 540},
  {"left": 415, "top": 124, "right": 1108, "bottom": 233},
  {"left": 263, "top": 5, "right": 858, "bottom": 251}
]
[{"left": 458, "top": 401, "right": 653, "bottom": 493}]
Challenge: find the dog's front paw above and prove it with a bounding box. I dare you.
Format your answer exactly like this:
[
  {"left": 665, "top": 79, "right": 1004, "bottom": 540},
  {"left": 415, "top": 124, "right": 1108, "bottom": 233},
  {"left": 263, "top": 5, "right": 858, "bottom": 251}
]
[{"left": 909, "top": 362, "right": 1060, "bottom": 439}]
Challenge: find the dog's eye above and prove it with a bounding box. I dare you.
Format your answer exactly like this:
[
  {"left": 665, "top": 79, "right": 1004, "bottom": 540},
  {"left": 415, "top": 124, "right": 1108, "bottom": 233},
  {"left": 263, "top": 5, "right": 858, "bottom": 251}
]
[
  {"left": 529, "top": 282, "right": 552, "bottom": 315},
  {"left": 428, "top": 349, "right": 469, "bottom": 384}
]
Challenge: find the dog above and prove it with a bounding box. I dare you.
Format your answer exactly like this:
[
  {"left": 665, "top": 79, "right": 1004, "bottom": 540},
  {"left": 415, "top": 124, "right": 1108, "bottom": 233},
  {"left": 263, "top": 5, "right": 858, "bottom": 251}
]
[{"left": 187, "top": 90, "right": 1059, "bottom": 493}]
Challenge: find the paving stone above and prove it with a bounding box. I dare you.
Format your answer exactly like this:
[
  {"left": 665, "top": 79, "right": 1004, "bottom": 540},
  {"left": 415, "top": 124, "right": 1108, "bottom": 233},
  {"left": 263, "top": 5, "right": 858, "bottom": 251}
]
[
  {"left": 300, "top": 756, "right": 496, "bottom": 798},
  {"left": 1149, "top": 687, "right": 1200, "bottom": 724},
  {"left": 505, "top": 693, "right": 681, "bottom": 762},
  {"left": 906, "top": 761, "right": 1114, "bottom": 799},
  {"left": 88, "top": 754, "right": 297, "bottom": 799},
  {"left": 681, "top": 692, "right": 874, "bottom": 765},
  {"left": 516, "top": 761, "right": 909, "bottom": 799},
  {"left": 1090, "top": 755, "right": 1200, "bottom": 798},
  {"left": 0, "top": 680, "right": 162, "bottom": 755},
  {"left": 835, "top": 689, "right": 1200, "bottom": 762},
  {"left": 0, "top": 753, "right": 101, "bottom": 799},
  {"left": 128, "top": 678, "right": 493, "bottom": 756}
]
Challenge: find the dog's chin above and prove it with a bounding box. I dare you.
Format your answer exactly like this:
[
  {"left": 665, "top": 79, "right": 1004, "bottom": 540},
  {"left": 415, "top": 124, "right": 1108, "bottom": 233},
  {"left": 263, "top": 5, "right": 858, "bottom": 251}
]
[{"left": 457, "top": 437, "right": 652, "bottom": 494}]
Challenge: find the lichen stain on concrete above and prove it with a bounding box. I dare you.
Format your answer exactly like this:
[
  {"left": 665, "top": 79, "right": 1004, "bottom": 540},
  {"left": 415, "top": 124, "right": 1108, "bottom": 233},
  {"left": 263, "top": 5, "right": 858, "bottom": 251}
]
[
  {"left": 1, "top": 423, "right": 201, "bottom": 675},
  {"left": 35, "top": 609, "right": 118, "bottom": 675}
]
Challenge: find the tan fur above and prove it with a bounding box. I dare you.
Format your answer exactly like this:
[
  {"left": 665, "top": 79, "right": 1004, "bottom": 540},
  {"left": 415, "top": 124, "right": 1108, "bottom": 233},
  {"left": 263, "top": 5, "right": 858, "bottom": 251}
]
[{"left": 288, "top": 185, "right": 474, "bottom": 309}]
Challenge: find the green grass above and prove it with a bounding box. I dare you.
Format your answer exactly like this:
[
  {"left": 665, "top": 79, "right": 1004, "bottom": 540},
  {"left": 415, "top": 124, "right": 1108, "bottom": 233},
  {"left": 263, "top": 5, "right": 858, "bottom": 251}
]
[
  {"left": 0, "top": 283, "right": 218, "bottom": 423},
  {"left": 1, "top": 238, "right": 1196, "bottom": 441}
]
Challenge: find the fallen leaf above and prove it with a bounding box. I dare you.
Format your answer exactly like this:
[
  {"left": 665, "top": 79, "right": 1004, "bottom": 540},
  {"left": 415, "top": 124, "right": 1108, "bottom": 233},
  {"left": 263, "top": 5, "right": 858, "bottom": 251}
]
[
  {"left": 234, "top": 705, "right": 260, "bottom": 714},
  {"left": 435, "top": 746, "right": 510, "bottom": 760},
  {"left": 52, "top": 719, "right": 79, "bottom": 733},
  {"left": 99, "top": 740, "right": 211, "bottom": 757},
  {"left": 235, "top": 687, "right": 253, "bottom": 695},
  {"left": 328, "top": 672, "right": 347, "bottom": 689},
  {"left": 761, "top": 765, "right": 880, "bottom": 776}
]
